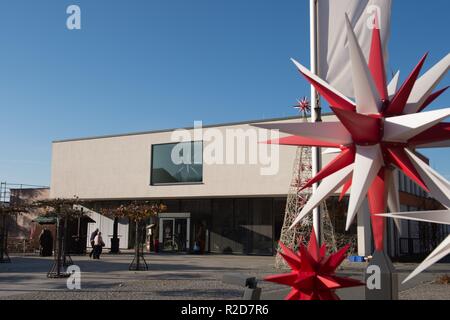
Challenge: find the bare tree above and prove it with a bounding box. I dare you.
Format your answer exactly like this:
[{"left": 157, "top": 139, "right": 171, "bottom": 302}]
[
  {"left": 103, "top": 201, "right": 166, "bottom": 271},
  {"left": 34, "top": 197, "right": 86, "bottom": 278}
]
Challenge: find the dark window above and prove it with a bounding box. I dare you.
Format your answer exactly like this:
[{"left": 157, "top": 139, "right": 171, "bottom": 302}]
[
  {"left": 248, "top": 199, "right": 273, "bottom": 255},
  {"left": 273, "top": 198, "right": 287, "bottom": 243},
  {"left": 151, "top": 142, "right": 203, "bottom": 185},
  {"left": 234, "top": 199, "right": 250, "bottom": 254},
  {"left": 162, "top": 200, "right": 181, "bottom": 213},
  {"left": 210, "top": 199, "right": 235, "bottom": 254}
]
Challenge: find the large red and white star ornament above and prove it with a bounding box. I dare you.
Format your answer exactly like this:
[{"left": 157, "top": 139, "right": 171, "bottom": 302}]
[
  {"left": 254, "top": 15, "right": 449, "bottom": 255},
  {"left": 265, "top": 229, "right": 364, "bottom": 300}
]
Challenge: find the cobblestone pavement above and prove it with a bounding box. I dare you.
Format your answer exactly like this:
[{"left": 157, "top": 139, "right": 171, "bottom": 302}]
[{"left": 0, "top": 253, "right": 448, "bottom": 300}]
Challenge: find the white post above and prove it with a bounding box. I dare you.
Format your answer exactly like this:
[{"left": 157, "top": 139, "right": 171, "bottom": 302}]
[
  {"left": 357, "top": 199, "right": 373, "bottom": 256},
  {"left": 310, "top": 0, "right": 322, "bottom": 244}
]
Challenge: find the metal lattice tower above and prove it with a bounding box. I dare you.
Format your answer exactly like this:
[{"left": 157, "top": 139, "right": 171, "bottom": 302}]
[{"left": 275, "top": 111, "right": 337, "bottom": 269}]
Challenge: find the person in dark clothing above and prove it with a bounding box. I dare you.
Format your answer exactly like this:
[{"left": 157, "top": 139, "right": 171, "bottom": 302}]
[
  {"left": 39, "top": 228, "right": 53, "bottom": 257},
  {"left": 89, "top": 228, "right": 99, "bottom": 258}
]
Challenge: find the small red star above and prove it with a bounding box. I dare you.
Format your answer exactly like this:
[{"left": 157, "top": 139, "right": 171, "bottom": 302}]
[
  {"left": 293, "top": 97, "right": 311, "bottom": 114},
  {"left": 266, "top": 229, "right": 364, "bottom": 300}
]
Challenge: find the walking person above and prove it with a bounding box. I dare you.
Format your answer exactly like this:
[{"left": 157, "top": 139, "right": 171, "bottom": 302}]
[
  {"left": 89, "top": 228, "right": 99, "bottom": 258},
  {"left": 93, "top": 231, "right": 105, "bottom": 259},
  {"left": 39, "top": 228, "right": 53, "bottom": 257}
]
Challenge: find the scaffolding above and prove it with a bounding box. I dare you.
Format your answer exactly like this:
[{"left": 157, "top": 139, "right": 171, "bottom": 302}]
[
  {"left": 275, "top": 109, "right": 337, "bottom": 269},
  {"left": 1, "top": 182, "right": 49, "bottom": 205},
  {"left": 0, "top": 182, "right": 49, "bottom": 263}
]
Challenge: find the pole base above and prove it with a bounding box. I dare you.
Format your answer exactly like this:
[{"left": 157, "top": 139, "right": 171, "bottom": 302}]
[
  {"left": 129, "top": 253, "right": 148, "bottom": 271},
  {"left": 365, "top": 250, "right": 399, "bottom": 300},
  {"left": 47, "top": 258, "right": 71, "bottom": 278},
  {"left": 47, "top": 272, "right": 71, "bottom": 279},
  {"left": 110, "top": 238, "right": 120, "bottom": 254},
  {"left": 63, "top": 254, "right": 73, "bottom": 267}
]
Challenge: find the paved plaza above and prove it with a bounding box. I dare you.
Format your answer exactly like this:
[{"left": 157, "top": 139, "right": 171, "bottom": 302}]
[{"left": 0, "top": 253, "right": 449, "bottom": 300}]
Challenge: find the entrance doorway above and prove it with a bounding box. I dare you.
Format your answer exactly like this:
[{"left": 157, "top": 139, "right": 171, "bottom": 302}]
[{"left": 159, "top": 213, "right": 190, "bottom": 252}]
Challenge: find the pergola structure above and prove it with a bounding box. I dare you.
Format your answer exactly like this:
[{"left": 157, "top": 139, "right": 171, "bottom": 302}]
[
  {"left": 102, "top": 201, "right": 166, "bottom": 271},
  {"left": 34, "top": 197, "right": 87, "bottom": 278}
]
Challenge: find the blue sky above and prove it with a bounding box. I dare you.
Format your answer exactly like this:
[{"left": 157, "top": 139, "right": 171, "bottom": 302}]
[{"left": 0, "top": 0, "right": 448, "bottom": 186}]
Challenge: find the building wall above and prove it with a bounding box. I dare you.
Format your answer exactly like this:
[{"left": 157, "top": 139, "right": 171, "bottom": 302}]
[
  {"left": 50, "top": 115, "right": 448, "bottom": 258},
  {"left": 8, "top": 188, "right": 52, "bottom": 252},
  {"left": 51, "top": 116, "right": 337, "bottom": 200}
]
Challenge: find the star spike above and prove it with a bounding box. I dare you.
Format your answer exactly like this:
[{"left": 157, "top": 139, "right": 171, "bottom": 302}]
[
  {"left": 322, "top": 148, "right": 342, "bottom": 155},
  {"left": 345, "top": 14, "right": 382, "bottom": 114},
  {"left": 378, "top": 210, "right": 450, "bottom": 225},
  {"left": 291, "top": 58, "right": 356, "bottom": 112},
  {"left": 406, "top": 149, "right": 450, "bottom": 208},
  {"left": 385, "top": 147, "right": 429, "bottom": 192},
  {"left": 291, "top": 165, "right": 354, "bottom": 228},
  {"left": 346, "top": 145, "right": 384, "bottom": 231},
  {"left": 367, "top": 168, "right": 387, "bottom": 251},
  {"left": 297, "top": 244, "right": 318, "bottom": 272},
  {"left": 418, "top": 86, "right": 449, "bottom": 112},
  {"left": 321, "top": 244, "right": 351, "bottom": 273},
  {"left": 339, "top": 178, "right": 352, "bottom": 202},
  {"left": 254, "top": 122, "right": 353, "bottom": 146},
  {"left": 377, "top": 211, "right": 450, "bottom": 283},
  {"left": 278, "top": 241, "right": 302, "bottom": 269},
  {"left": 317, "top": 275, "right": 342, "bottom": 290},
  {"left": 403, "top": 235, "right": 450, "bottom": 283},
  {"left": 308, "top": 228, "right": 320, "bottom": 262},
  {"left": 284, "top": 289, "right": 301, "bottom": 301},
  {"left": 409, "top": 123, "right": 450, "bottom": 148},
  {"left": 385, "top": 53, "right": 428, "bottom": 116},
  {"left": 385, "top": 168, "right": 402, "bottom": 232},
  {"left": 263, "top": 136, "right": 341, "bottom": 148},
  {"left": 301, "top": 147, "right": 355, "bottom": 191},
  {"left": 383, "top": 108, "right": 450, "bottom": 142},
  {"left": 368, "top": 13, "right": 388, "bottom": 101},
  {"left": 319, "top": 244, "right": 327, "bottom": 258},
  {"left": 388, "top": 71, "right": 401, "bottom": 99},
  {"left": 404, "top": 53, "right": 450, "bottom": 114}
]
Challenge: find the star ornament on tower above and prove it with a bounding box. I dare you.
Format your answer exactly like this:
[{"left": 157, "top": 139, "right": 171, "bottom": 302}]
[
  {"left": 265, "top": 230, "right": 364, "bottom": 300},
  {"left": 254, "top": 15, "right": 450, "bottom": 255},
  {"left": 293, "top": 97, "right": 311, "bottom": 115}
]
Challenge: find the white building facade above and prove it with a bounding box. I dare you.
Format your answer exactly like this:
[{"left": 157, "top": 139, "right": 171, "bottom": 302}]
[{"left": 51, "top": 116, "right": 447, "bottom": 258}]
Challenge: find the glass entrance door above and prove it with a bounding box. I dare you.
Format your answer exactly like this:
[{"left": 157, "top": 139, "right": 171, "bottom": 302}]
[
  {"left": 161, "top": 219, "right": 175, "bottom": 252},
  {"left": 159, "top": 217, "right": 189, "bottom": 252}
]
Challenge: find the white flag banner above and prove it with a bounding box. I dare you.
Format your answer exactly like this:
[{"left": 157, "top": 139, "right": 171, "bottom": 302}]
[{"left": 317, "top": 0, "right": 392, "bottom": 98}]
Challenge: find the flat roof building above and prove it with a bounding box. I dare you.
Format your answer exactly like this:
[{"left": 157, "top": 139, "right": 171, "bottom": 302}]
[{"left": 50, "top": 115, "right": 448, "bottom": 259}]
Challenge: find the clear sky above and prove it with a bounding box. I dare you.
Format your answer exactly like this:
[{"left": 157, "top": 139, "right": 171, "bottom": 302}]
[{"left": 0, "top": 0, "right": 448, "bottom": 186}]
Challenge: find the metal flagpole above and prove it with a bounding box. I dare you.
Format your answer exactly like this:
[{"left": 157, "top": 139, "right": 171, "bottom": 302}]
[{"left": 310, "top": 0, "right": 322, "bottom": 245}]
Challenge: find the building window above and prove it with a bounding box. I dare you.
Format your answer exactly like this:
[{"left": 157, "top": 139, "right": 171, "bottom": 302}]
[
  {"left": 151, "top": 141, "right": 203, "bottom": 185},
  {"left": 399, "top": 171, "right": 405, "bottom": 192}
]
